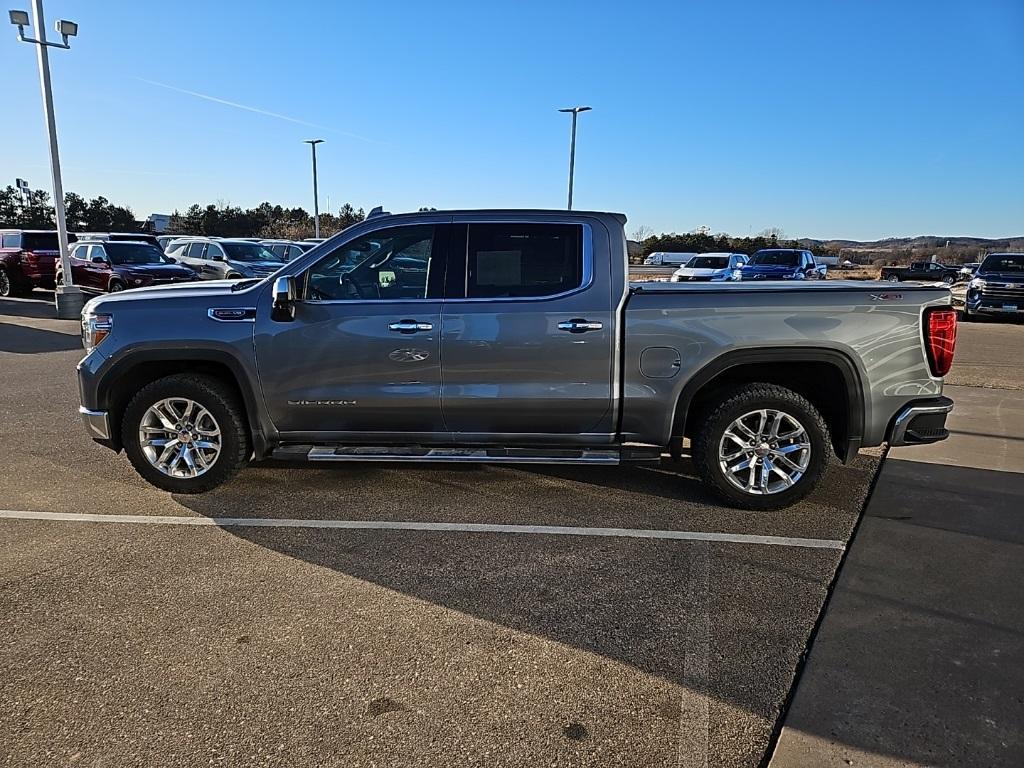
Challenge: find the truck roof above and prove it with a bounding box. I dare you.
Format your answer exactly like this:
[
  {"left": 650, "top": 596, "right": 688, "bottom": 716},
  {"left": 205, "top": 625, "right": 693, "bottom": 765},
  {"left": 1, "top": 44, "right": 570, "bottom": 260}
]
[{"left": 364, "top": 209, "right": 627, "bottom": 225}]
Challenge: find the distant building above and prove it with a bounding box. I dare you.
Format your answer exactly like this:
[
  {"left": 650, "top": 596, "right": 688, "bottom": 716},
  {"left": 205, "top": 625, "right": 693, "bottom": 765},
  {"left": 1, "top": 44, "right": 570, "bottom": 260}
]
[{"left": 144, "top": 213, "right": 171, "bottom": 233}]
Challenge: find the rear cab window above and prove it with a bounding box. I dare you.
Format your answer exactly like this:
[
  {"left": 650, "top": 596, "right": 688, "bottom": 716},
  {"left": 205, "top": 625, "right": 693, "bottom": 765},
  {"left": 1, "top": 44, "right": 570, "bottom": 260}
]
[{"left": 459, "top": 223, "right": 583, "bottom": 299}]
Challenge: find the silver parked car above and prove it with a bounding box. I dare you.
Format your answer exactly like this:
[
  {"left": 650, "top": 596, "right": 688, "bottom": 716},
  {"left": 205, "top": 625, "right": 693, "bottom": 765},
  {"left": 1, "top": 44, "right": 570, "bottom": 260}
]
[{"left": 165, "top": 238, "right": 285, "bottom": 280}]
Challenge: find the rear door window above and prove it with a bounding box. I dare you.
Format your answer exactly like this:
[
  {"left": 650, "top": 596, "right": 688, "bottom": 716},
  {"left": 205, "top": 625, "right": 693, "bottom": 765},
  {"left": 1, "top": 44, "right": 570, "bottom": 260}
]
[
  {"left": 185, "top": 242, "right": 206, "bottom": 259},
  {"left": 461, "top": 223, "right": 583, "bottom": 299}
]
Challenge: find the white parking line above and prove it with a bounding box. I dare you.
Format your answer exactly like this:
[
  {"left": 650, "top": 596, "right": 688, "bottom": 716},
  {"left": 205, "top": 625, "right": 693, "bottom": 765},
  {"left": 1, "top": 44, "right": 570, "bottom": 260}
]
[{"left": 0, "top": 510, "right": 845, "bottom": 550}]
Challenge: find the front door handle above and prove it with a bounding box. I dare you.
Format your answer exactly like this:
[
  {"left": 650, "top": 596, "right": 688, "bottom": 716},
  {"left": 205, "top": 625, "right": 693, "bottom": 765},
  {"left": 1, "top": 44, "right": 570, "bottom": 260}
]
[
  {"left": 557, "top": 319, "right": 604, "bottom": 333},
  {"left": 389, "top": 320, "right": 433, "bottom": 334}
]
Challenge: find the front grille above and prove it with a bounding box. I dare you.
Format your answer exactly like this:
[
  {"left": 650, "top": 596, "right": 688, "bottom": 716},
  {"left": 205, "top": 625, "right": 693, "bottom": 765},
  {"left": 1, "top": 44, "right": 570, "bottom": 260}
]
[{"left": 980, "top": 284, "right": 1024, "bottom": 300}]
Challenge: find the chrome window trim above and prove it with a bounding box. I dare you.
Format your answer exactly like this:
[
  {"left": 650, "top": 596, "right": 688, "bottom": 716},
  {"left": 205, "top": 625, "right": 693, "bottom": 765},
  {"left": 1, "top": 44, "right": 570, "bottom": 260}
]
[{"left": 277, "top": 215, "right": 597, "bottom": 306}]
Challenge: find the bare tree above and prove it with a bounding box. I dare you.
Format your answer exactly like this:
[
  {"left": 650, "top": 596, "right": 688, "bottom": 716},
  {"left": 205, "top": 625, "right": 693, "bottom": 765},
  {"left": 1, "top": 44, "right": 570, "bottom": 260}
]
[{"left": 630, "top": 224, "right": 653, "bottom": 242}]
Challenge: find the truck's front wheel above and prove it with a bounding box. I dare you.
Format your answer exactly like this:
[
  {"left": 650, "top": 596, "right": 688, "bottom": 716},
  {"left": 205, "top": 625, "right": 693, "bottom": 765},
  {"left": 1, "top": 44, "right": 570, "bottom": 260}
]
[
  {"left": 121, "top": 374, "right": 251, "bottom": 493},
  {"left": 693, "top": 384, "right": 831, "bottom": 510}
]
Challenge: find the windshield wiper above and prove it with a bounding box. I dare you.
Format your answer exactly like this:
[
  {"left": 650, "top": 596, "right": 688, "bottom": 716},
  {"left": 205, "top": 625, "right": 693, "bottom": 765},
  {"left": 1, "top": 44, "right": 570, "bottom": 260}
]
[{"left": 230, "top": 278, "right": 262, "bottom": 292}]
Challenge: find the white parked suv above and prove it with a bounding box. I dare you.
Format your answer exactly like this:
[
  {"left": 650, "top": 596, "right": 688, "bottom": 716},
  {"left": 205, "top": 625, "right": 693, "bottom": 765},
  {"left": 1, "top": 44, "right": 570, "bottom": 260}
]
[{"left": 671, "top": 252, "right": 747, "bottom": 282}]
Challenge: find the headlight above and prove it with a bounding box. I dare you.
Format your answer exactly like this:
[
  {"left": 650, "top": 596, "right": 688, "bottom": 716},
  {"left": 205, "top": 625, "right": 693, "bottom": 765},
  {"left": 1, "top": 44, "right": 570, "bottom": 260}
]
[
  {"left": 81, "top": 312, "right": 112, "bottom": 354},
  {"left": 969, "top": 277, "right": 986, "bottom": 290}
]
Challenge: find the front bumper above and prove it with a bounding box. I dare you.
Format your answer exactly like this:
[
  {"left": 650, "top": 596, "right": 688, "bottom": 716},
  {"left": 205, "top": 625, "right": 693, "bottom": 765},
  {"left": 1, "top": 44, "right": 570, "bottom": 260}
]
[
  {"left": 888, "top": 396, "right": 954, "bottom": 446},
  {"left": 79, "top": 407, "right": 111, "bottom": 440}
]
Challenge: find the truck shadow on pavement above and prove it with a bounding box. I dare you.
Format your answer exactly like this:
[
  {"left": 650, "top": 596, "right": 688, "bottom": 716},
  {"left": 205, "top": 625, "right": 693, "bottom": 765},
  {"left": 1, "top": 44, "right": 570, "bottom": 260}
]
[
  {"left": 0, "top": 294, "right": 59, "bottom": 320},
  {"left": 777, "top": 457, "right": 1024, "bottom": 767},
  {"left": 0, "top": 321, "right": 82, "bottom": 353},
  {"left": 170, "top": 458, "right": 873, "bottom": 764}
]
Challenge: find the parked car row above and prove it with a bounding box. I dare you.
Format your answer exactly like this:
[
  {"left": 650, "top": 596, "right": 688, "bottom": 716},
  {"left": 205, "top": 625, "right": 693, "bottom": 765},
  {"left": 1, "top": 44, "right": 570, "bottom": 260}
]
[
  {"left": 670, "top": 249, "right": 827, "bottom": 283},
  {"left": 0, "top": 227, "right": 329, "bottom": 298}
]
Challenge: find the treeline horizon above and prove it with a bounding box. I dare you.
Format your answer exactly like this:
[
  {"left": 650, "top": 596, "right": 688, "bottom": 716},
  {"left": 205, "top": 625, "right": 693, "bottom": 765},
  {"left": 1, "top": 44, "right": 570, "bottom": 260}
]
[{"left": 1, "top": 186, "right": 1016, "bottom": 263}]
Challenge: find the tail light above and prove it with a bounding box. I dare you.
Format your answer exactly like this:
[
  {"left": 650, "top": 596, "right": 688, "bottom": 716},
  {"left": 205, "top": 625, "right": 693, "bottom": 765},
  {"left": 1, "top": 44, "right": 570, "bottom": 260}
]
[
  {"left": 924, "top": 307, "right": 957, "bottom": 377},
  {"left": 21, "top": 251, "right": 39, "bottom": 265}
]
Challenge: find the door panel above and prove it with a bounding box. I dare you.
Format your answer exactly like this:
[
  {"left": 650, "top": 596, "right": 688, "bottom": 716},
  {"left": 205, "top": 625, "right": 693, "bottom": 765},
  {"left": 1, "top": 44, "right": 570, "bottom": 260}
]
[
  {"left": 440, "top": 222, "right": 616, "bottom": 438},
  {"left": 255, "top": 301, "right": 443, "bottom": 434},
  {"left": 254, "top": 223, "right": 448, "bottom": 438}
]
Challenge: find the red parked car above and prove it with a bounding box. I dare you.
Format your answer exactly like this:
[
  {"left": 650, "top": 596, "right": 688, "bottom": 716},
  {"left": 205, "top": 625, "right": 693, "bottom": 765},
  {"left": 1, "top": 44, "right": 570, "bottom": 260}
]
[
  {"left": 0, "top": 229, "right": 77, "bottom": 297},
  {"left": 58, "top": 239, "right": 197, "bottom": 294}
]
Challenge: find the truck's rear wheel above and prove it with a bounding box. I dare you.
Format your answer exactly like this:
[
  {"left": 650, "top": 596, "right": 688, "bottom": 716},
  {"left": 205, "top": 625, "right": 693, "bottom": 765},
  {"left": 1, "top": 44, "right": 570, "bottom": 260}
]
[
  {"left": 122, "top": 374, "right": 251, "bottom": 493},
  {"left": 693, "top": 384, "right": 830, "bottom": 510},
  {"left": 887, "top": 274, "right": 899, "bottom": 282}
]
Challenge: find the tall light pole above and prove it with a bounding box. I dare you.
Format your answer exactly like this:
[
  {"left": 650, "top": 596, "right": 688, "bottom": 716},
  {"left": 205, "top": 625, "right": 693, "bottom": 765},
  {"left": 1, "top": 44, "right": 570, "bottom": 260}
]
[
  {"left": 558, "top": 106, "right": 591, "bottom": 210},
  {"left": 304, "top": 139, "right": 324, "bottom": 238},
  {"left": 9, "top": 3, "right": 82, "bottom": 318}
]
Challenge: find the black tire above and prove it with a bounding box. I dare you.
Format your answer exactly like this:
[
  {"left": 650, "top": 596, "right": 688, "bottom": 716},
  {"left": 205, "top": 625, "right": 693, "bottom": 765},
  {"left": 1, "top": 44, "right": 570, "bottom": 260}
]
[
  {"left": 108, "top": 280, "right": 125, "bottom": 293},
  {"left": 0, "top": 267, "right": 24, "bottom": 297},
  {"left": 692, "top": 383, "right": 831, "bottom": 511},
  {"left": 121, "top": 374, "right": 251, "bottom": 493},
  {"left": 887, "top": 274, "right": 899, "bottom": 282}
]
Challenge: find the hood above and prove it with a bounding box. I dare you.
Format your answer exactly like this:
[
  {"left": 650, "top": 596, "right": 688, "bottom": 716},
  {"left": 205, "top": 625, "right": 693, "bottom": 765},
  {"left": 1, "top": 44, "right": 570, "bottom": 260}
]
[
  {"left": 975, "top": 271, "right": 1024, "bottom": 284},
  {"left": 228, "top": 260, "right": 283, "bottom": 271},
  {"left": 741, "top": 263, "right": 800, "bottom": 276},
  {"left": 83, "top": 279, "right": 255, "bottom": 313},
  {"left": 114, "top": 263, "right": 194, "bottom": 278},
  {"left": 673, "top": 266, "right": 727, "bottom": 278}
]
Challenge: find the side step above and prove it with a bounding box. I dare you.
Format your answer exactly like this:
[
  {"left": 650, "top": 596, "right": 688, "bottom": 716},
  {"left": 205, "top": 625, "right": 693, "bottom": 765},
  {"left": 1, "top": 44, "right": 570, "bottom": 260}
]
[{"left": 271, "top": 444, "right": 661, "bottom": 465}]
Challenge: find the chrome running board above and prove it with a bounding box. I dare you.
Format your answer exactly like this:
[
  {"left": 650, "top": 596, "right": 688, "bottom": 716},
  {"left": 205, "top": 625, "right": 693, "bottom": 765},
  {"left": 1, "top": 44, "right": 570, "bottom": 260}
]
[{"left": 271, "top": 445, "right": 626, "bottom": 464}]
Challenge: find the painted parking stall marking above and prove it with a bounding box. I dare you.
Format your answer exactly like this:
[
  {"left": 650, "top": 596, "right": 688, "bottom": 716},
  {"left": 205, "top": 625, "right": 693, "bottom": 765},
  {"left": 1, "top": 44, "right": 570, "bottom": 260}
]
[{"left": 0, "top": 509, "right": 845, "bottom": 550}]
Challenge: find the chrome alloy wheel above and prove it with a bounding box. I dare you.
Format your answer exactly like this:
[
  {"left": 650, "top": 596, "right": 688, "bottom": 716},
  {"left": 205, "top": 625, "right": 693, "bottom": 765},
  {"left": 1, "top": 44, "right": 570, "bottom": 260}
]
[
  {"left": 139, "top": 397, "right": 222, "bottom": 478},
  {"left": 718, "top": 409, "right": 811, "bottom": 495}
]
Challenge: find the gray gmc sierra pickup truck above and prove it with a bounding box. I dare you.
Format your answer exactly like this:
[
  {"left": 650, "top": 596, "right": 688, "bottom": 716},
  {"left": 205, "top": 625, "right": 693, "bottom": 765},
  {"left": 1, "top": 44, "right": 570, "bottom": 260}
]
[{"left": 77, "top": 210, "right": 957, "bottom": 510}]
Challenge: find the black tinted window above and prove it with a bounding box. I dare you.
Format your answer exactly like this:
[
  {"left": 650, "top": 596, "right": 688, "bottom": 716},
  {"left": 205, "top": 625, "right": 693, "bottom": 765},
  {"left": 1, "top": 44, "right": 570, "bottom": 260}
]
[
  {"left": 465, "top": 224, "right": 582, "bottom": 298},
  {"left": 185, "top": 242, "right": 206, "bottom": 259},
  {"left": 306, "top": 225, "right": 436, "bottom": 300},
  {"left": 22, "top": 233, "right": 60, "bottom": 251}
]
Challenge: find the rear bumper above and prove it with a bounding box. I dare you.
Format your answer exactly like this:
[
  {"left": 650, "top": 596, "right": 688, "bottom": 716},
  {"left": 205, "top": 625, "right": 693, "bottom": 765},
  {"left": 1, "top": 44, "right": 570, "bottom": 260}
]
[{"left": 888, "top": 396, "right": 953, "bottom": 446}]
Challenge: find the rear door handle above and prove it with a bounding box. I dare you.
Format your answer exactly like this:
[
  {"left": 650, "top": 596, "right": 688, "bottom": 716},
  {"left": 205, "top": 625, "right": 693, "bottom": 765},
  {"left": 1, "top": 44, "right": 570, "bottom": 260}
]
[
  {"left": 389, "top": 320, "right": 434, "bottom": 334},
  {"left": 557, "top": 319, "right": 604, "bottom": 333}
]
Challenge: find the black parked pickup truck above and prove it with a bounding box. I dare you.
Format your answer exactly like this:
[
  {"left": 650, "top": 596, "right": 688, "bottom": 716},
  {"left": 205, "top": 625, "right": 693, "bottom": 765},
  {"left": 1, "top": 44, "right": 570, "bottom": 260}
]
[{"left": 880, "top": 262, "right": 960, "bottom": 284}]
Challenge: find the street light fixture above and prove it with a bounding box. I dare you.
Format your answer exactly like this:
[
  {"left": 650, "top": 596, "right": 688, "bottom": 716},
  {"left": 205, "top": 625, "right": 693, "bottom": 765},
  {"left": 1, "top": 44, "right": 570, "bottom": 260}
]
[
  {"left": 303, "top": 139, "right": 324, "bottom": 239},
  {"left": 558, "top": 106, "right": 591, "bottom": 211},
  {"left": 9, "top": 1, "right": 82, "bottom": 318}
]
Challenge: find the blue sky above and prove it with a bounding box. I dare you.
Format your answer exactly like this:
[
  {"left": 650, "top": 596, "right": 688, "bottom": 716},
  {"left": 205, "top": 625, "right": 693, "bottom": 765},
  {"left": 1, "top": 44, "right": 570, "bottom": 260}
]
[{"left": 1, "top": 0, "right": 1022, "bottom": 239}]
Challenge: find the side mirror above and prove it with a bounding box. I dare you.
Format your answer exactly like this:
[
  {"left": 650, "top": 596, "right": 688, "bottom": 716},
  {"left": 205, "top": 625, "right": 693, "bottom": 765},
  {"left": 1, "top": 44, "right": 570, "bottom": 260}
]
[
  {"left": 92, "top": 255, "right": 108, "bottom": 264},
  {"left": 272, "top": 276, "right": 296, "bottom": 322}
]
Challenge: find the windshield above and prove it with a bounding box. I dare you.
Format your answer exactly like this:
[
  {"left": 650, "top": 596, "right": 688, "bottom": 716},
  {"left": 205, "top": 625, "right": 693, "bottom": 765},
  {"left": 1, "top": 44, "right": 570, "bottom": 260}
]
[
  {"left": 106, "top": 242, "right": 169, "bottom": 265},
  {"left": 749, "top": 250, "right": 800, "bottom": 266},
  {"left": 979, "top": 253, "right": 1024, "bottom": 273},
  {"left": 222, "top": 242, "right": 282, "bottom": 262},
  {"left": 687, "top": 256, "right": 729, "bottom": 269}
]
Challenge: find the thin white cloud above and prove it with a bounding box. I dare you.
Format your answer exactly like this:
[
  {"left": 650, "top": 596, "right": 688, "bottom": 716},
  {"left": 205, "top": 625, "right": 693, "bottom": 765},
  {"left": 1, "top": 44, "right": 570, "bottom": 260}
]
[{"left": 134, "top": 77, "right": 380, "bottom": 144}]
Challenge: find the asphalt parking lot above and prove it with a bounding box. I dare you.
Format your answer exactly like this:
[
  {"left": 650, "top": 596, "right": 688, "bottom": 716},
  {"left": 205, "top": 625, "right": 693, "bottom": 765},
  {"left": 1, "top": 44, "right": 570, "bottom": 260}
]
[{"left": 1, "top": 293, "right": 1020, "bottom": 767}]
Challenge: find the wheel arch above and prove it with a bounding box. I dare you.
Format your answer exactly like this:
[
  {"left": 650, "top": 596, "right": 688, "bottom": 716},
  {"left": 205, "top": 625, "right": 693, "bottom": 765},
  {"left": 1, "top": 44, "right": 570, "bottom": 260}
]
[
  {"left": 671, "top": 347, "right": 866, "bottom": 463},
  {"left": 95, "top": 350, "right": 269, "bottom": 457}
]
